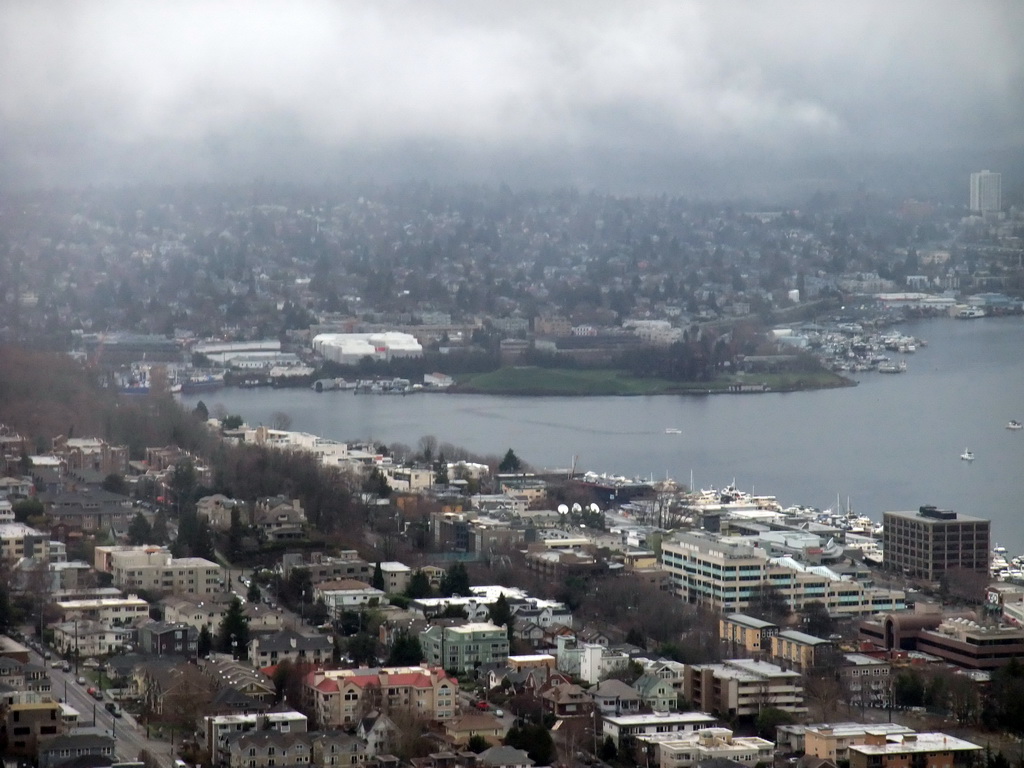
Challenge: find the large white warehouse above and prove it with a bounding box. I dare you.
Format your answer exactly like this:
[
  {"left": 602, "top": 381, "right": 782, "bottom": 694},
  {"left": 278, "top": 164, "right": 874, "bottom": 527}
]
[{"left": 312, "top": 332, "right": 423, "bottom": 364}]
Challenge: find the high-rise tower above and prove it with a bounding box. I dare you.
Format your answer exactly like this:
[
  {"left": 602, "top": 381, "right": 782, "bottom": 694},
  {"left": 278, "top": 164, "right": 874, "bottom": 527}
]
[{"left": 970, "top": 170, "right": 1001, "bottom": 214}]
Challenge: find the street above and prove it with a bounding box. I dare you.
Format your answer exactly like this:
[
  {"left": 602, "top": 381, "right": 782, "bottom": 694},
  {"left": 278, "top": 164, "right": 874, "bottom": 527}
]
[{"left": 27, "top": 642, "right": 178, "bottom": 768}]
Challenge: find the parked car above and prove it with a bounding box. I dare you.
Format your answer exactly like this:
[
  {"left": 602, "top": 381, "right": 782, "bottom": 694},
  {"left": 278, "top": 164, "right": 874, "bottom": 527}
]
[
  {"left": 76, "top": 676, "right": 86, "bottom": 685},
  {"left": 475, "top": 701, "right": 489, "bottom": 710},
  {"left": 92, "top": 689, "right": 104, "bottom": 701},
  {"left": 104, "top": 702, "right": 122, "bottom": 717}
]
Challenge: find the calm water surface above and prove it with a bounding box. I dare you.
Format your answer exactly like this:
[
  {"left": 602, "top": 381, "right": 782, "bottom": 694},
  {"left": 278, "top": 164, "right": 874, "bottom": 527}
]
[{"left": 181, "top": 317, "right": 1024, "bottom": 552}]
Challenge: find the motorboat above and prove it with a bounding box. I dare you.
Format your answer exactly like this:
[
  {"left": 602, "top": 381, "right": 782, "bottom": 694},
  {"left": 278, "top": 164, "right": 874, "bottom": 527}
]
[
  {"left": 664, "top": 428, "right": 682, "bottom": 435},
  {"left": 1007, "top": 420, "right": 1023, "bottom": 431},
  {"left": 961, "top": 448, "right": 975, "bottom": 461}
]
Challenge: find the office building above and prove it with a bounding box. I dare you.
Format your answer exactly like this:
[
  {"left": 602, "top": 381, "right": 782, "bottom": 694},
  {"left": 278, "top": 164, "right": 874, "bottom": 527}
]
[
  {"left": 661, "top": 531, "right": 905, "bottom": 616},
  {"left": 970, "top": 170, "right": 1001, "bottom": 214},
  {"left": 882, "top": 506, "right": 990, "bottom": 581}
]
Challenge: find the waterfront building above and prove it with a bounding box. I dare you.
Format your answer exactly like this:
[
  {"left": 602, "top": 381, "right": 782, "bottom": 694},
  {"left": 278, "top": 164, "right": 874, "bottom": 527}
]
[
  {"left": 661, "top": 531, "right": 905, "bottom": 616},
  {"left": 882, "top": 506, "right": 990, "bottom": 582}
]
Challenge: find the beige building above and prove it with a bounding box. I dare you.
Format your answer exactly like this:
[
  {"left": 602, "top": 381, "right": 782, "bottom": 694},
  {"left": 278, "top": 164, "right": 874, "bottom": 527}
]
[
  {"left": 770, "top": 630, "right": 833, "bottom": 670},
  {"left": 720, "top": 614, "right": 779, "bottom": 657},
  {"left": 683, "top": 659, "right": 805, "bottom": 718},
  {"left": 306, "top": 666, "right": 458, "bottom": 727},
  {"left": 804, "top": 723, "right": 914, "bottom": 762},
  {"left": 103, "top": 547, "right": 223, "bottom": 596},
  {"left": 637, "top": 728, "right": 774, "bottom": 768},
  {"left": 163, "top": 594, "right": 284, "bottom": 633},
  {"left": 0, "top": 523, "right": 51, "bottom": 562},
  {"left": 662, "top": 531, "right": 905, "bottom": 616},
  {"left": 848, "top": 731, "right": 982, "bottom": 768},
  {"left": 55, "top": 595, "right": 149, "bottom": 625}
]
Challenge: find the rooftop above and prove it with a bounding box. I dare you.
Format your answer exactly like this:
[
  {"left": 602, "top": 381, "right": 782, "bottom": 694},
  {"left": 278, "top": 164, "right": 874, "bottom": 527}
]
[{"left": 850, "top": 732, "right": 982, "bottom": 755}]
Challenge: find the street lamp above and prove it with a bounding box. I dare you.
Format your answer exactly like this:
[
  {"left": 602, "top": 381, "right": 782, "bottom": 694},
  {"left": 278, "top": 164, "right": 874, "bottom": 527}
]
[
  {"left": 301, "top": 589, "right": 307, "bottom": 625},
  {"left": 231, "top": 633, "right": 238, "bottom": 662}
]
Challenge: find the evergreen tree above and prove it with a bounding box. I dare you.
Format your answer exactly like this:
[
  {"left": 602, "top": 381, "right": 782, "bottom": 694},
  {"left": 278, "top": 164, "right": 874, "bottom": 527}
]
[
  {"left": 498, "top": 448, "right": 522, "bottom": 473},
  {"left": 440, "top": 562, "right": 471, "bottom": 597},
  {"left": 198, "top": 625, "right": 213, "bottom": 658},
  {"left": 371, "top": 562, "right": 386, "bottom": 591},
  {"left": 228, "top": 506, "right": 244, "bottom": 558},
  {"left": 434, "top": 455, "right": 449, "bottom": 486},
  {"left": 488, "top": 592, "right": 515, "bottom": 642},
  {"left": 150, "top": 510, "right": 169, "bottom": 545},
  {"left": 193, "top": 400, "right": 209, "bottom": 421},
  {"left": 505, "top": 723, "right": 554, "bottom": 765},
  {"left": 405, "top": 570, "right": 433, "bottom": 599},
  {"left": 599, "top": 736, "right": 617, "bottom": 762},
  {"left": 127, "top": 512, "right": 153, "bottom": 545},
  {"left": 387, "top": 633, "right": 423, "bottom": 666},
  {"left": 247, "top": 580, "right": 262, "bottom": 604},
  {"left": 217, "top": 597, "right": 250, "bottom": 660}
]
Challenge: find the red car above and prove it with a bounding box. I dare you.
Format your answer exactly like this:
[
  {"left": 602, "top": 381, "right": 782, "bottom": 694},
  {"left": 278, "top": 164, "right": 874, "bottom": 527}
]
[{"left": 475, "top": 701, "right": 489, "bottom": 710}]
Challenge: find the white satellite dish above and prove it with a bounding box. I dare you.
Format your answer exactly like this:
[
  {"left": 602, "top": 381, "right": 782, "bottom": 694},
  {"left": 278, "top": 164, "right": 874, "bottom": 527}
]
[
  {"left": 589, "top": 503, "right": 600, "bottom": 513},
  {"left": 571, "top": 503, "right": 582, "bottom": 513},
  {"left": 557, "top": 504, "right": 569, "bottom": 514}
]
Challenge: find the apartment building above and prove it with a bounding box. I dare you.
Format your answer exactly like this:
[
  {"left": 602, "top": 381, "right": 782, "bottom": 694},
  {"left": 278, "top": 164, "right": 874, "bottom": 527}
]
[
  {"left": 249, "top": 629, "right": 333, "bottom": 669},
  {"left": 840, "top": 654, "right": 893, "bottom": 710},
  {"left": 661, "top": 531, "right": 905, "bottom": 616},
  {"left": 848, "top": 731, "right": 982, "bottom": 768},
  {"left": 305, "top": 666, "right": 457, "bottom": 727},
  {"left": 882, "top": 507, "right": 990, "bottom": 582},
  {"left": 719, "top": 614, "right": 779, "bottom": 657},
  {"left": 102, "top": 547, "right": 223, "bottom": 596},
  {"left": 5, "top": 701, "right": 64, "bottom": 756},
  {"left": 803, "top": 723, "right": 913, "bottom": 762},
  {"left": 770, "top": 630, "right": 834, "bottom": 670},
  {"left": 420, "top": 622, "right": 510, "bottom": 674},
  {"left": 52, "top": 619, "right": 131, "bottom": 656},
  {"left": 55, "top": 594, "right": 149, "bottom": 625},
  {"left": 683, "top": 659, "right": 805, "bottom": 718},
  {"left": 205, "top": 710, "right": 308, "bottom": 767},
  {"left": 635, "top": 728, "right": 774, "bottom": 768},
  {"left": 314, "top": 579, "right": 386, "bottom": 611},
  {"left": 601, "top": 712, "right": 717, "bottom": 750},
  {"left": 0, "top": 523, "right": 51, "bottom": 561}
]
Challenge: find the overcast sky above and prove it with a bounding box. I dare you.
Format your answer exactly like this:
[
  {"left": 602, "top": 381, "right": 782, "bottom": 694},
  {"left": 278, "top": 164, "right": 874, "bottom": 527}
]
[{"left": 2, "top": 0, "right": 1022, "bottom": 198}]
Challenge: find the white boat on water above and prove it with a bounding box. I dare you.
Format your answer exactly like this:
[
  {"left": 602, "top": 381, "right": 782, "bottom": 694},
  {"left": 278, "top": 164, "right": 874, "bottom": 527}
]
[
  {"left": 665, "top": 428, "right": 682, "bottom": 435},
  {"left": 1007, "top": 420, "right": 1023, "bottom": 431},
  {"left": 961, "top": 448, "right": 975, "bottom": 461}
]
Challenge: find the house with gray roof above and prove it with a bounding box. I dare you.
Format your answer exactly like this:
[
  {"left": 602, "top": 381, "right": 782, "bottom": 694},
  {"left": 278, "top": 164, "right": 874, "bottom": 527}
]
[{"left": 248, "top": 629, "right": 332, "bottom": 670}]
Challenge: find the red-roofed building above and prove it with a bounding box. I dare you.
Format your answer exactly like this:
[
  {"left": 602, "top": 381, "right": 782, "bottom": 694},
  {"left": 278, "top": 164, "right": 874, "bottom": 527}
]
[{"left": 305, "top": 666, "right": 458, "bottom": 727}]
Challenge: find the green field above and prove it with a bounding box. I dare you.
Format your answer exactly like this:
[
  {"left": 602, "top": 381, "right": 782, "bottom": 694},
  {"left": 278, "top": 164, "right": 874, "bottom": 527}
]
[{"left": 453, "top": 366, "right": 852, "bottom": 396}]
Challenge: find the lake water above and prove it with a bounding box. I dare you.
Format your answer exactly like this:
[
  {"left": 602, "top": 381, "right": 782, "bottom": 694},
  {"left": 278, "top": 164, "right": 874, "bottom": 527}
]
[{"left": 180, "top": 316, "right": 1024, "bottom": 553}]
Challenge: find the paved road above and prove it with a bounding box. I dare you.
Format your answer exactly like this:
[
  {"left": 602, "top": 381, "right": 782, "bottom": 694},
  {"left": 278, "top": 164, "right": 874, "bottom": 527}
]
[{"left": 28, "top": 642, "right": 178, "bottom": 768}]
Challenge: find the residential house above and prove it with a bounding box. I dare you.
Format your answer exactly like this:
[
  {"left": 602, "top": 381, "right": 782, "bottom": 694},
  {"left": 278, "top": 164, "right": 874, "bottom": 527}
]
[
  {"left": 204, "top": 709, "right": 308, "bottom": 768},
  {"left": 356, "top": 711, "right": 398, "bottom": 756},
  {"left": 141, "top": 661, "right": 216, "bottom": 721},
  {"left": 137, "top": 621, "right": 199, "bottom": 657},
  {"left": 52, "top": 620, "right": 131, "bottom": 657},
  {"left": 225, "top": 731, "right": 316, "bottom": 768},
  {"left": 379, "top": 562, "right": 412, "bottom": 594},
  {"left": 37, "top": 733, "right": 115, "bottom": 768},
  {"left": 311, "top": 731, "right": 370, "bottom": 768},
  {"left": 315, "top": 579, "right": 386, "bottom": 612},
  {"left": 590, "top": 679, "right": 642, "bottom": 715},
  {"left": 197, "top": 495, "right": 245, "bottom": 531},
  {"left": 633, "top": 673, "right": 677, "bottom": 712},
  {"left": 305, "top": 666, "right": 457, "bottom": 728},
  {"left": 477, "top": 746, "right": 534, "bottom": 768},
  {"left": 444, "top": 712, "right": 508, "bottom": 747},
  {"left": 41, "top": 490, "right": 133, "bottom": 535},
  {"left": 253, "top": 497, "right": 307, "bottom": 541},
  {"left": 248, "top": 630, "right": 333, "bottom": 670},
  {"left": 539, "top": 681, "right": 593, "bottom": 719},
  {"left": 200, "top": 659, "right": 277, "bottom": 705},
  {"left": 162, "top": 594, "right": 284, "bottom": 634}
]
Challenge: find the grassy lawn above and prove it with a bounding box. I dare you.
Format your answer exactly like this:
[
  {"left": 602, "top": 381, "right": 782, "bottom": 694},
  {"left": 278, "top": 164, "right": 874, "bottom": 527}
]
[{"left": 454, "top": 366, "right": 851, "bottom": 396}]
